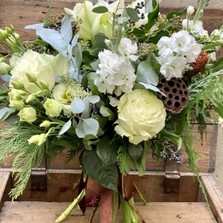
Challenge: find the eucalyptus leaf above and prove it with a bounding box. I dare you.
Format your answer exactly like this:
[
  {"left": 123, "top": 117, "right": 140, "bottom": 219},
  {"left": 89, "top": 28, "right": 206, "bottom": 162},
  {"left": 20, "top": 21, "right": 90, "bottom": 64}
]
[
  {"left": 0, "top": 107, "right": 16, "bottom": 120},
  {"left": 139, "top": 82, "right": 165, "bottom": 95},
  {"left": 92, "top": 6, "right": 108, "bottom": 13},
  {"left": 81, "top": 150, "right": 118, "bottom": 191},
  {"left": 61, "top": 15, "right": 73, "bottom": 44},
  {"left": 76, "top": 118, "right": 99, "bottom": 138},
  {"left": 36, "top": 28, "right": 67, "bottom": 57},
  {"left": 136, "top": 60, "right": 159, "bottom": 85},
  {"left": 58, "top": 120, "right": 72, "bottom": 136},
  {"left": 71, "top": 98, "right": 85, "bottom": 114}
]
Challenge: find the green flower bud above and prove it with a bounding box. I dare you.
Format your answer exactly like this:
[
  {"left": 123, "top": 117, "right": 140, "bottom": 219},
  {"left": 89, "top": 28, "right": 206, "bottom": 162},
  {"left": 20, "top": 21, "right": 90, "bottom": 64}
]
[
  {"left": 26, "top": 73, "right": 37, "bottom": 83},
  {"left": 11, "top": 80, "right": 25, "bottom": 90}
]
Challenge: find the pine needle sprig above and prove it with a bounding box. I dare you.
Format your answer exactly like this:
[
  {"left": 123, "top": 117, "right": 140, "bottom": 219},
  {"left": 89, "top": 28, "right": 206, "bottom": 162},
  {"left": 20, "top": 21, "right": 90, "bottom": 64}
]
[{"left": 0, "top": 123, "right": 46, "bottom": 199}]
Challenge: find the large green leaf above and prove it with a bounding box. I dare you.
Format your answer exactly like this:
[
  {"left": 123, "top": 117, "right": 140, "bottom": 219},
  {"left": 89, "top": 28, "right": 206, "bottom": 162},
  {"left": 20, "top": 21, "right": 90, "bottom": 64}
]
[
  {"left": 96, "top": 137, "right": 117, "bottom": 165},
  {"left": 81, "top": 150, "right": 118, "bottom": 191}
]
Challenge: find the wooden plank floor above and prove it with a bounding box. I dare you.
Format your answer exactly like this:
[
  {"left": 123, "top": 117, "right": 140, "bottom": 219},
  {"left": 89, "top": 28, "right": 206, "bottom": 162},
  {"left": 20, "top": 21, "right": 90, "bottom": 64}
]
[{"left": 0, "top": 202, "right": 216, "bottom": 223}]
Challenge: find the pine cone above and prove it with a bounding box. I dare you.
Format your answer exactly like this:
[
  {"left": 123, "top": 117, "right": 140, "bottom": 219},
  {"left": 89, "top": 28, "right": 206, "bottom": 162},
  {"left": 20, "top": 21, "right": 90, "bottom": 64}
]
[{"left": 184, "top": 51, "right": 209, "bottom": 77}]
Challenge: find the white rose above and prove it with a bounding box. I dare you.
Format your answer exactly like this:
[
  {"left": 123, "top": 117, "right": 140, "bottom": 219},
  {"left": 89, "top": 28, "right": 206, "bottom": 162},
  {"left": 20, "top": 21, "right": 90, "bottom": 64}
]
[
  {"left": 10, "top": 50, "right": 56, "bottom": 93},
  {"left": 115, "top": 89, "right": 166, "bottom": 145}
]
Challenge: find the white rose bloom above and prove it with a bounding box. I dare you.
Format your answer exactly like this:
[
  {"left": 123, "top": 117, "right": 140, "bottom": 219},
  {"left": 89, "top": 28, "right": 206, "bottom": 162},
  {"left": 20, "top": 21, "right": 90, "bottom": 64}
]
[
  {"left": 118, "top": 38, "right": 138, "bottom": 61},
  {"left": 10, "top": 50, "right": 56, "bottom": 93},
  {"left": 95, "top": 50, "right": 136, "bottom": 96}
]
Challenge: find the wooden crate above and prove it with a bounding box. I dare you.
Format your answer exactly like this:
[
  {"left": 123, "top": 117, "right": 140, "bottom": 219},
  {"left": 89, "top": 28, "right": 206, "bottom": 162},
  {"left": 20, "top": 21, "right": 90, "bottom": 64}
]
[
  {"left": 0, "top": 171, "right": 223, "bottom": 223},
  {"left": 0, "top": 1, "right": 223, "bottom": 223}
]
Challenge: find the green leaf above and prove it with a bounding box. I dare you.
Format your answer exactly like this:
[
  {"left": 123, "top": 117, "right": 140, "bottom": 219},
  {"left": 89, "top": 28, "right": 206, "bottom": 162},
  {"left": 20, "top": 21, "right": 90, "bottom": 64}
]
[
  {"left": 76, "top": 118, "right": 99, "bottom": 138},
  {"left": 59, "top": 120, "right": 72, "bottom": 136},
  {"left": 81, "top": 150, "right": 118, "bottom": 191},
  {"left": 145, "top": 0, "right": 159, "bottom": 31},
  {"left": 96, "top": 137, "right": 117, "bottom": 165},
  {"left": 0, "top": 107, "right": 16, "bottom": 120},
  {"left": 125, "top": 8, "right": 140, "bottom": 22},
  {"left": 92, "top": 6, "right": 108, "bottom": 13},
  {"left": 136, "top": 59, "right": 159, "bottom": 86},
  {"left": 100, "top": 105, "right": 115, "bottom": 120},
  {"left": 162, "top": 129, "right": 182, "bottom": 151},
  {"left": 128, "top": 144, "right": 143, "bottom": 161}
]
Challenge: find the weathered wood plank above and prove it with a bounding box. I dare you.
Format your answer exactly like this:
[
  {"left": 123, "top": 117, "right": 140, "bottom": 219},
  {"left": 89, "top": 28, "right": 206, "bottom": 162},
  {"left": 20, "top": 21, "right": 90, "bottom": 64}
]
[
  {"left": 201, "top": 175, "right": 223, "bottom": 223},
  {"left": 0, "top": 172, "right": 10, "bottom": 211},
  {"left": 0, "top": 201, "right": 216, "bottom": 223}
]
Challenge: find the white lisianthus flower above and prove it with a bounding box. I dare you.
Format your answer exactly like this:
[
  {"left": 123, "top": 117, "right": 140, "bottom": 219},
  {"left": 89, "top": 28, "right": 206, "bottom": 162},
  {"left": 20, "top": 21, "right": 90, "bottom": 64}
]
[
  {"left": 28, "top": 133, "right": 48, "bottom": 146},
  {"left": 10, "top": 50, "right": 56, "bottom": 93},
  {"left": 18, "top": 107, "right": 37, "bottom": 123},
  {"left": 43, "top": 98, "right": 63, "bottom": 118},
  {"left": 115, "top": 89, "right": 166, "bottom": 145},
  {"left": 118, "top": 38, "right": 138, "bottom": 61},
  {"left": 95, "top": 49, "right": 136, "bottom": 96}
]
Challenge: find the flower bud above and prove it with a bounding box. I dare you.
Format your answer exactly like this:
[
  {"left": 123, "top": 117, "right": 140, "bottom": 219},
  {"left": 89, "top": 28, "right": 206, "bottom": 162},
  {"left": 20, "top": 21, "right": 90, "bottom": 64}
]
[
  {"left": 39, "top": 80, "right": 49, "bottom": 90},
  {"left": 187, "top": 6, "right": 194, "bottom": 15},
  {"left": 26, "top": 73, "right": 37, "bottom": 83},
  {"left": 18, "top": 106, "right": 37, "bottom": 123},
  {"left": 11, "top": 80, "right": 25, "bottom": 90},
  {"left": 0, "top": 62, "right": 10, "bottom": 75},
  {"left": 28, "top": 133, "right": 47, "bottom": 146},
  {"left": 39, "top": 120, "right": 52, "bottom": 128}
]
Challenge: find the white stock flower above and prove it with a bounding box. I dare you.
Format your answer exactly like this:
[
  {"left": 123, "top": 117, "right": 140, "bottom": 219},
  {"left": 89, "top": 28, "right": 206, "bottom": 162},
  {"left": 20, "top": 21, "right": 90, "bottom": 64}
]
[
  {"left": 118, "top": 38, "right": 138, "bottom": 61},
  {"left": 182, "top": 19, "right": 208, "bottom": 37},
  {"left": 187, "top": 6, "right": 194, "bottom": 15},
  {"left": 95, "top": 49, "right": 136, "bottom": 96},
  {"left": 157, "top": 30, "right": 202, "bottom": 79},
  {"left": 160, "top": 57, "right": 187, "bottom": 80}
]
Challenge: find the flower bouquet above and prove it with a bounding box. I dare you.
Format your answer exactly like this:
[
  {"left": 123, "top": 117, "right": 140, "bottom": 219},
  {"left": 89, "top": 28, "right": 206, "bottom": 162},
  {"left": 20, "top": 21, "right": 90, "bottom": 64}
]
[{"left": 1, "top": 0, "right": 223, "bottom": 222}]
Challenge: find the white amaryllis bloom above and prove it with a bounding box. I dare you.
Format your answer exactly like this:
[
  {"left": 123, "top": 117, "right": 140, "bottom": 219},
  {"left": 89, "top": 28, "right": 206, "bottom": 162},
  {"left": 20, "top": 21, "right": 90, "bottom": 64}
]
[
  {"left": 157, "top": 30, "right": 202, "bottom": 80},
  {"left": 95, "top": 49, "right": 136, "bottom": 96},
  {"left": 64, "top": 0, "right": 124, "bottom": 41},
  {"left": 118, "top": 38, "right": 138, "bottom": 61}
]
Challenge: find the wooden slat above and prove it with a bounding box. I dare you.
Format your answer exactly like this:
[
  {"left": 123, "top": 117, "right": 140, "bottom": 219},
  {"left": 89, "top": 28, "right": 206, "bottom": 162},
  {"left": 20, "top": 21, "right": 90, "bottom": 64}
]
[
  {"left": 201, "top": 175, "right": 223, "bottom": 223},
  {"left": 0, "top": 201, "right": 216, "bottom": 223},
  {"left": 6, "top": 170, "right": 198, "bottom": 203},
  {"left": 0, "top": 172, "right": 10, "bottom": 211}
]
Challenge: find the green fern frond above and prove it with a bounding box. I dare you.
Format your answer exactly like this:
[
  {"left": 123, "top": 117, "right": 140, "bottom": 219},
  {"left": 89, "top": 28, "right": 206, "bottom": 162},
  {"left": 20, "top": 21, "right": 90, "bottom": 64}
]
[{"left": 117, "top": 146, "right": 133, "bottom": 175}]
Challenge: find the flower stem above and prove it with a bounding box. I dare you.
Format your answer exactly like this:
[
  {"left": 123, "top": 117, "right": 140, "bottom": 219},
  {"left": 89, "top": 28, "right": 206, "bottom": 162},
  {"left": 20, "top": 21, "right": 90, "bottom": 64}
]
[{"left": 55, "top": 189, "right": 86, "bottom": 223}]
